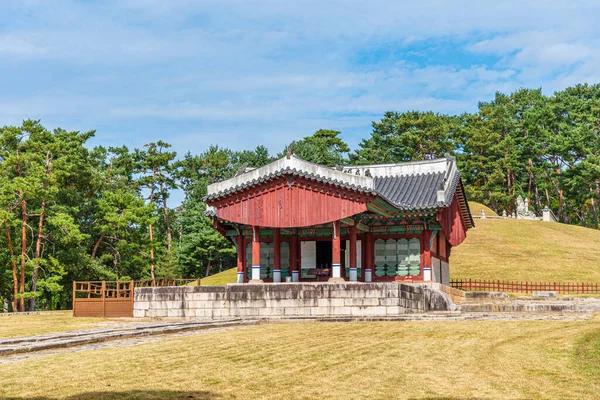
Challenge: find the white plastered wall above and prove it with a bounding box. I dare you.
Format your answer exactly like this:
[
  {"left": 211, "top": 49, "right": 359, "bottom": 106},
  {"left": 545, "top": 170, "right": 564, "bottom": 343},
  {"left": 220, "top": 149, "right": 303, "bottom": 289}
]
[{"left": 344, "top": 240, "right": 362, "bottom": 268}]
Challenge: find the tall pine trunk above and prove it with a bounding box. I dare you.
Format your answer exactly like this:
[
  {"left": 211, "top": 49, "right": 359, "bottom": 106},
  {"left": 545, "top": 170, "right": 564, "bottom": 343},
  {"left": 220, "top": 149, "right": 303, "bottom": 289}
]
[
  {"left": 148, "top": 168, "right": 156, "bottom": 283},
  {"left": 91, "top": 232, "right": 105, "bottom": 260},
  {"left": 4, "top": 223, "right": 18, "bottom": 313},
  {"left": 590, "top": 198, "right": 599, "bottom": 230},
  {"left": 30, "top": 151, "right": 50, "bottom": 311},
  {"left": 159, "top": 179, "right": 172, "bottom": 253},
  {"left": 29, "top": 199, "right": 44, "bottom": 311},
  {"left": 19, "top": 189, "right": 27, "bottom": 312},
  {"left": 205, "top": 258, "right": 212, "bottom": 278}
]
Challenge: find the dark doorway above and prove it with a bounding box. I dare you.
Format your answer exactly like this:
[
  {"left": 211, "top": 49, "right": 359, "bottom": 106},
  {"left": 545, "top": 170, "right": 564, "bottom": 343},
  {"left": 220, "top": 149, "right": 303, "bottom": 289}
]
[{"left": 316, "top": 241, "right": 332, "bottom": 269}]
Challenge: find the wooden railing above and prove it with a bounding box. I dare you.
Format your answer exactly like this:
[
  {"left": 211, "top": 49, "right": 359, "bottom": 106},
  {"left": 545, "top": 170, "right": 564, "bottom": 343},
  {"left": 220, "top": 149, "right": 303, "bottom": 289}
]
[
  {"left": 450, "top": 279, "right": 600, "bottom": 294},
  {"left": 73, "top": 278, "right": 199, "bottom": 317}
]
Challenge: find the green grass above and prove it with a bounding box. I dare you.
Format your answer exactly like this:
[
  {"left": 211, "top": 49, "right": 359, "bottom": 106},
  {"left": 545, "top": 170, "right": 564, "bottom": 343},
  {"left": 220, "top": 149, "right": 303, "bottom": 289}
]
[
  {"left": 2, "top": 317, "right": 600, "bottom": 399},
  {"left": 576, "top": 328, "right": 600, "bottom": 375},
  {"left": 452, "top": 218, "right": 600, "bottom": 281},
  {"left": 200, "top": 268, "right": 238, "bottom": 286},
  {"left": 469, "top": 200, "right": 499, "bottom": 216}
]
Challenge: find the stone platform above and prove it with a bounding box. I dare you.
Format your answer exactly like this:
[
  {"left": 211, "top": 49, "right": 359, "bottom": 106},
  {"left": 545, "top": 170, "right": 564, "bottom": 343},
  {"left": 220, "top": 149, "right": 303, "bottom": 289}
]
[{"left": 133, "top": 282, "right": 459, "bottom": 319}]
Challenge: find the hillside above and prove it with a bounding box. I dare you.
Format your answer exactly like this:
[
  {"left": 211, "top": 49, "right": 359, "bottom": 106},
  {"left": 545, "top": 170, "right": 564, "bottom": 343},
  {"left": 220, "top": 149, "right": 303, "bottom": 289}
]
[
  {"left": 452, "top": 218, "right": 600, "bottom": 281},
  {"left": 199, "top": 206, "right": 600, "bottom": 285},
  {"left": 200, "top": 268, "right": 238, "bottom": 286},
  {"left": 468, "top": 201, "right": 498, "bottom": 217}
]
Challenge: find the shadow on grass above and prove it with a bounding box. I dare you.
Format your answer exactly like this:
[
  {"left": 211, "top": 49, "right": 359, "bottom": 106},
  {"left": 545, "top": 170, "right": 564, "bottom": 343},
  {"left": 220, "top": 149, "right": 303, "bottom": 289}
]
[{"left": 3, "top": 390, "right": 218, "bottom": 400}]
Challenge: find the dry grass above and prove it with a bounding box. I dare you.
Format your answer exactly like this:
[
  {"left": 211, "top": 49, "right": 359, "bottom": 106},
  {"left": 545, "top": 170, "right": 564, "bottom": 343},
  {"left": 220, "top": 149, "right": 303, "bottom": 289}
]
[
  {"left": 469, "top": 201, "right": 499, "bottom": 217},
  {"left": 1, "top": 317, "right": 600, "bottom": 399},
  {"left": 453, "top": 219, "right": 600, "bottom": 281},
  {"left": 0, "top": 311, "right": 119, "bottom": 338},
  {"left": 200, "top": 268, "right": 238, "bottom": 286}
]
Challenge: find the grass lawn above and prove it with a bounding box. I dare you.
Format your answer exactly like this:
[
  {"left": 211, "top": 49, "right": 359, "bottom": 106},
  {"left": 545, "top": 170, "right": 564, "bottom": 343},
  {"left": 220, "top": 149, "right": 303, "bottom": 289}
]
[
  {"left": 1, "top": 317, "right": 600, "bottom": 399},
  {"left": 452, "top": 218, "right": 600, "bottom": 281},
  {"left": 469, "top": 201, "right": 499, "bottom": 217},
  {"left": 0, "top": 311, "right": 120, "bottom": 338},
  {"left": 200, "top": 267, "right": 238, "bottom": 286}
]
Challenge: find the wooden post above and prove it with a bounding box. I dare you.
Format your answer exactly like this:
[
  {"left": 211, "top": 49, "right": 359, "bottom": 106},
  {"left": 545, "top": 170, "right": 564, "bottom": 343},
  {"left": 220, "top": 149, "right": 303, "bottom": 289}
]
[
  {"left": 273, "top": 228, "right": 281, "bottom": 283},
  {"left": 251, "top": 226, "right": 262, "bottom": 281},
  {"left": 72, "top": 281, "right": 76, "bottom": 317},
  {"left": 236, "top": 234, "right": 244, "bottom": 284},
  {"left": 349, "top": 225, "right": 357, "bottom": 281},
  {"left": 364, "top": 232, "right": 373, "bottom": 282},
  {"left": 130, "top": 280, "right": 134, "bottom": 317},
  {"left": 291, "top": 232, "right": 299, "bottom": 282},
  {"left": 101, "top": 280, "right": 106, "bottom": 318},
  {"left": 420, "top": 230, "right": 432, "bottom": 281},
  {"left": 330, "top": 220, "right": 342, "bottom": 280}
]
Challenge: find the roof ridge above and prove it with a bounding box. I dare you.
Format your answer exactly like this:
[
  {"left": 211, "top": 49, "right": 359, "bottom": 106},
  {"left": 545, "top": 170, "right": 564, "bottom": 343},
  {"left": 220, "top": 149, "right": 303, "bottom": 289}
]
[
  {"left": 373, "top": 170, "right": 445, "bottom": 180},
  {"left": 345, "top": 157, "right": 449, "bottom": 169}
]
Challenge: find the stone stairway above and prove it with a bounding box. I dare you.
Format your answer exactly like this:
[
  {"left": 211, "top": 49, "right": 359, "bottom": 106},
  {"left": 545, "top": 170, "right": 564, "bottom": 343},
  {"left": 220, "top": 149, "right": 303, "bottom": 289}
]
[{"left": 457, "top": 292, "right": 600, "bottom": 314}]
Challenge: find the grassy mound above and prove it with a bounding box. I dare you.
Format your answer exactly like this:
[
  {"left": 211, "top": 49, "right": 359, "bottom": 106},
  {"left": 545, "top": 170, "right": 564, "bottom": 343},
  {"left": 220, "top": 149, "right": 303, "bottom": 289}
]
[
  {"left": 469, "top": 201, "right": 498, "bottom": 216},
  {"left": 452, "top": 218, "right": 600, "bottom": 281},
  {"left": 200, "top": 268, "right": 238, "bottom": 286}
]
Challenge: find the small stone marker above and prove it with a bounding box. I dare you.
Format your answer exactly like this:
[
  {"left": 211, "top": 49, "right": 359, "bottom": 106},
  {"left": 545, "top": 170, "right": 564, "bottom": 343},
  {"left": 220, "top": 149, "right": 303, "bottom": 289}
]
[{"left": 532, "top": 291, "right": 558, "bottom": 298}]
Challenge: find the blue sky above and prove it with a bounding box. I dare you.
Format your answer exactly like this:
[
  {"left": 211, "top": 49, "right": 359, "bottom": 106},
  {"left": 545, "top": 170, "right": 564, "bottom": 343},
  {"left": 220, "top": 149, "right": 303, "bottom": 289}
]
[{"left": 1, "top": 0, "right": 599, "bottom": 156}]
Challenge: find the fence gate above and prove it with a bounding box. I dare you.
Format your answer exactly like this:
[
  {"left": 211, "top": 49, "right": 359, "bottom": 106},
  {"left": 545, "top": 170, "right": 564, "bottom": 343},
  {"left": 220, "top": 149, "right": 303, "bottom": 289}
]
[{"left": 73, "top": 281, "right": 134, "bottom": 318}]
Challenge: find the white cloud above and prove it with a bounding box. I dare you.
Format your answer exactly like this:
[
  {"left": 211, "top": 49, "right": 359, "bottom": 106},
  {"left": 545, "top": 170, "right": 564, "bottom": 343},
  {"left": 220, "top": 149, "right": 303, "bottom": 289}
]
[{"left": 0, "top": 0, "right": 599, "bottom": 162}]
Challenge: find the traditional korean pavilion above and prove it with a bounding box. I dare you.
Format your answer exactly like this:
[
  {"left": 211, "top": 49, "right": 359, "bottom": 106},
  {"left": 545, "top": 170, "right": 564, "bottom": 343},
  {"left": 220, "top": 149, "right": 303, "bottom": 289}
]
[{"left": 205, "top": 154, "right": 473, "bottom": 284}]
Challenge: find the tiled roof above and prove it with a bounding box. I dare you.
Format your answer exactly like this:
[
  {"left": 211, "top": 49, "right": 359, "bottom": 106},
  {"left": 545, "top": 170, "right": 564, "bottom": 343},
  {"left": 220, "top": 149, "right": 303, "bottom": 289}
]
[
  {"left": 374, "top": 172, "right": 446, "bottom": 210},
  {"left": 204, "top": 165, "right": 377, "bottom": 202},
  {"left": 205, "top": 155, "right": 375, "bottom": 202},
  {"left": 205, "top": 155, "right": 471, "bottom": 225}
]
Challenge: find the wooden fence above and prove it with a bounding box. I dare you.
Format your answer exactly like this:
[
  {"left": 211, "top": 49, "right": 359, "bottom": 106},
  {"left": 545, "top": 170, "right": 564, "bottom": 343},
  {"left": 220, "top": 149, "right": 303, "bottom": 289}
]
[
  {"left": 450, "top": 279, "right": 600, "bottom": 294},
  {"left": 73, "top": 279, "right": 198, "bottom": 317}
]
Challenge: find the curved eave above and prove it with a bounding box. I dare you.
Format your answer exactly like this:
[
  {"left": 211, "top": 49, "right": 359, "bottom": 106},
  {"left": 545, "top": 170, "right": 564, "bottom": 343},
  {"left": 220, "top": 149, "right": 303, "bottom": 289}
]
[{"left": 204, "top": 167, "right": 377, "bottom": 203}]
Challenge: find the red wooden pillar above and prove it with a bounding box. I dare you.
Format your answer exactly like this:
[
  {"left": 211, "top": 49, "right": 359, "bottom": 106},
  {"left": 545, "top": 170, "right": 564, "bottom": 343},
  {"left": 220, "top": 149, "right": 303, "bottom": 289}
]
[
  {"left": 251, "top": 226, "right": 262, "bottom": 281},
  {"left": 273, "top": 228, "right": 281, "bottom": 283},
  {"left": 331, "top": 220, "right": 342, "bottom": 280},
  {"left": 364, "top": 232, "right": 373, "bottom": 282},
  {"left": 420, "top": 230, "right": 432, "bottom": 281},
  {"left": 236, "top": 234, "right": 244, "bottom": 283},
  {"left": 349, "top": 225, "right": 357, "bottom": 281},
  {"left": 291, "top": 232, "right": 299, "bottom": 282}
]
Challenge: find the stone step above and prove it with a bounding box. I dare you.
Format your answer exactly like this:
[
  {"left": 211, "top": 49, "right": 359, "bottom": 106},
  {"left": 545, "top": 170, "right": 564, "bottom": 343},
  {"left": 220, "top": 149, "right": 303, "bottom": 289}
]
[{"left": 460, "top": 299, "right": 600, "bottom": 313}]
